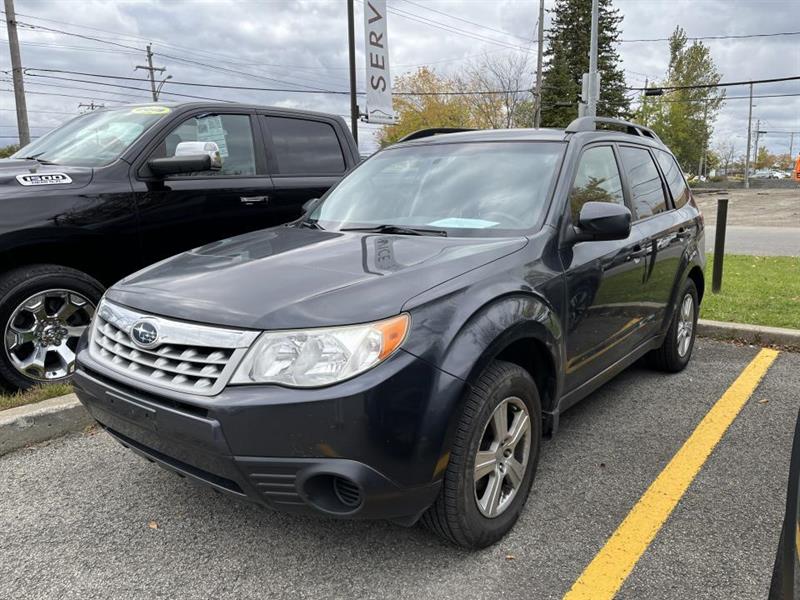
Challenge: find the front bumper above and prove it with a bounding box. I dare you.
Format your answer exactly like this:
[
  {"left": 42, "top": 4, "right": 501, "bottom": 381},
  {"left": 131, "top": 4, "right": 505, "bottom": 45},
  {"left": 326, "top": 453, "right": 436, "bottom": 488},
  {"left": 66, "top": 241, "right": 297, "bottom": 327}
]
[{"left": 73, "top": 338, "right": 465, "bottom": 522}]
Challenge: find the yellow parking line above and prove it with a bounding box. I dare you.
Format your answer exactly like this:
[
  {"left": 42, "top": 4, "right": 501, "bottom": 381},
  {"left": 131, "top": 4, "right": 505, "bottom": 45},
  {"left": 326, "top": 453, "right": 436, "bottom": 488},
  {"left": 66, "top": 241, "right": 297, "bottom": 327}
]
[{"left": 564, "top": 348, "right": 780, "bottom": 600}]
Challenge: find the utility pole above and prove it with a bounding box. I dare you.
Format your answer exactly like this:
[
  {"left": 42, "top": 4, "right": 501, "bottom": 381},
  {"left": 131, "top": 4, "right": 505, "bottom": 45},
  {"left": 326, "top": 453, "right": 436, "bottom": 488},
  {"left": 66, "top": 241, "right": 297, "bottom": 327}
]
[
  {"left": 135, "top": 44, "right": 166, "bottom": 102},
  {"left": 641, "top": 77, "right": 648, "bottom": 126},
  {"left": 347, "top": 0, "right": 359, "bottom": 146},
  {"left": 744, "top": 82, "right": 753, "bottom": 189},
  {"left": 533, "top": 0, "right": 545, "bottom": 128},
  {"left": 698, "top": 99, "right": 709, "bottom": 177},
  {"left": 4, "top": 0, "right": 30, "bottom": 147},
  {"left": 752, "top": 119, "right": 761, "bottom": 166},
  {"left": 585, "top": 0, "right": 600, "bottom": 117}
]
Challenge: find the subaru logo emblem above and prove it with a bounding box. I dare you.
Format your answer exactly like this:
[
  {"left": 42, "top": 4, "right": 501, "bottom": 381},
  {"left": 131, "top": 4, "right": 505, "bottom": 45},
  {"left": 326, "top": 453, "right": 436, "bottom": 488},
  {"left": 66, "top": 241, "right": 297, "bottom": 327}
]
[{"left": 131, "top": 320, "right": 159, "bottom": 348}]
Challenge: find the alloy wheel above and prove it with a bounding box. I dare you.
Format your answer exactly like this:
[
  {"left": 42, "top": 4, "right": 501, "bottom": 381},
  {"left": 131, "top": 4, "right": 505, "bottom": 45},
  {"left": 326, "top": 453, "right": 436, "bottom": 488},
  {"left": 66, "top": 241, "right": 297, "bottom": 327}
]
[
  {"left": 473, "top": 396, "right": 531, "bottom": 518},
  {"left": 676, "top": 293, "right": 694, "bottom": 358},
  {"left": 4, "top": 289, "right": 95, "bottom": 382}
]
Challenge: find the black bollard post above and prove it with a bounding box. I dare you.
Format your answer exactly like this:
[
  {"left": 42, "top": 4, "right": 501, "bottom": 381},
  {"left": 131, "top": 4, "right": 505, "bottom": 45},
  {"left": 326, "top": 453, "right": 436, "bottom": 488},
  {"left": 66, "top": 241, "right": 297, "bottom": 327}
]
[{"left": 711, "top": 195, "right": 728, "bottom": 293}]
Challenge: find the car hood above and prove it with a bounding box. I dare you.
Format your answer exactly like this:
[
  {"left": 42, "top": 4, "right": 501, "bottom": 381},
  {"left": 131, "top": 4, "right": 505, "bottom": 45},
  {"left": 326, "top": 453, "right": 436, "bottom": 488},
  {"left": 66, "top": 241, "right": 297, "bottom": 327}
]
[
  {"left": 0, "top": 159, "right": 94, "bottom": 194},
  {"left": 108, "top": 226, "right": 527, "bottom": 330}
]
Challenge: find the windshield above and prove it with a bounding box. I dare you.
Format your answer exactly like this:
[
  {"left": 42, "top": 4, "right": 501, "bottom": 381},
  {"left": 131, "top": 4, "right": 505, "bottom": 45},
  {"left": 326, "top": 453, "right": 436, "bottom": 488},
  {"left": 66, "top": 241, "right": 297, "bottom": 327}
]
[
  {"left": 11, "top": 106, "right": 172, "bottom": 167},
  {"left": 312, "top": 141, "right": 564, "bottom": 236}
]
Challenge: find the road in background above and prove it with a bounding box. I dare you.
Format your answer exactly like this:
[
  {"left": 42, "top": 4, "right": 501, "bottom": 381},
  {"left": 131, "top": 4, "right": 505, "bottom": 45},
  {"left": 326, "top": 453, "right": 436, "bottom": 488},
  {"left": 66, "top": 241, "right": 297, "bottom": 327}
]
[
  {"left": 705, "top": 225, "right": 800, "bottom": 256},
  {"left": 1, "top": 339, "right": 797, "bottom": 600}
]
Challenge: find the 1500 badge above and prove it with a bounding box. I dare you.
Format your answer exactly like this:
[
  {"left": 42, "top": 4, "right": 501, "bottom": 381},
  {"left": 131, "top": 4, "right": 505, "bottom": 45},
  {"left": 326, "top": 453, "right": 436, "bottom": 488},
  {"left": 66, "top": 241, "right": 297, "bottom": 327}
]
[{"left": 16, "top": 173, "right": 73, "bottom": 186}]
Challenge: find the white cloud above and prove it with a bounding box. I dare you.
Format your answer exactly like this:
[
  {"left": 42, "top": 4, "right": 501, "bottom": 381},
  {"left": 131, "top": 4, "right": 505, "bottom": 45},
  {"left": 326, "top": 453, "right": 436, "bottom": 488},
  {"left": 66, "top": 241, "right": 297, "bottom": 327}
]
[{"left": 2, "top": 0, "right": 798, "bottom": 156}]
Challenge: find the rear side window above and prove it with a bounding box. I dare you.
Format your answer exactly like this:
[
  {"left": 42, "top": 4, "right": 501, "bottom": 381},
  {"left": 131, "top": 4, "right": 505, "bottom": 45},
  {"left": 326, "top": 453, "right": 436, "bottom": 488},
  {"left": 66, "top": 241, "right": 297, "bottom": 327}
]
[
  {"left": 620, "top": 146, "right": 667, "bottom": 219},
  {"left": 265, "top": 117, "right": 346, "bottom": 175},
  {"left": 655, "top": 150, "right": 689, "bottom": 208},
  {"left": 569, "top": 146, "right": 625, "bottom": 220}
]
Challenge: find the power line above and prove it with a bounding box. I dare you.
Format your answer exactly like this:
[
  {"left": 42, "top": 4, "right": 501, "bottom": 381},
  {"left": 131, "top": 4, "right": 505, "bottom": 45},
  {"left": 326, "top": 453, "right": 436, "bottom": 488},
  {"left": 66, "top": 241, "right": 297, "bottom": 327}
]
[
  {"left": 626, "top": 74, "right": 800, "bottom": 91},
  {"left": 619, "top": 30, "right": 800, "bottom": 43},
  {"left": 396, "top": 0, "right": 534, "bottom": 44}
]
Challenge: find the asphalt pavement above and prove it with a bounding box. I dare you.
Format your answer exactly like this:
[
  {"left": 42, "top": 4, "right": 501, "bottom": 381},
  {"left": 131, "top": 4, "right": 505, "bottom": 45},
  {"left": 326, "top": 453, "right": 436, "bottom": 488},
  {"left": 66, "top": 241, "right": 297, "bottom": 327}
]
[
  {"left": 1, "top": 339, "right": 797, "bottom": 600},
  {"left": 705, "top": 226, "right": 800, "bottom": 257}
]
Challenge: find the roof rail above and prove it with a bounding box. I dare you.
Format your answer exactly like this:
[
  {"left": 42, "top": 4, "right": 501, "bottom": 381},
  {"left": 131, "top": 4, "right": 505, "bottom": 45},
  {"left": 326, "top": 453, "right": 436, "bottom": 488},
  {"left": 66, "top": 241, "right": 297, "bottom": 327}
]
[
  {"left": 397, "top": 127, "right": 476, "bottom": 143},
  {"left": 565, "top": 116, "right": 661, "bottom": 141}
]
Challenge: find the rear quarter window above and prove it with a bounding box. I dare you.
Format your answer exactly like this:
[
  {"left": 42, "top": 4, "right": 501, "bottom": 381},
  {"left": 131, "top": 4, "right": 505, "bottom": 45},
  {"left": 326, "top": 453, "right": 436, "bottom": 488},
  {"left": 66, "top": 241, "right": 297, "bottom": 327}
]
[
  {"left": 655, "top": 149, "right": 690, "bottom": 208},
  {"left": 265, "top": 117, "right": 346, "bottom": 175}
]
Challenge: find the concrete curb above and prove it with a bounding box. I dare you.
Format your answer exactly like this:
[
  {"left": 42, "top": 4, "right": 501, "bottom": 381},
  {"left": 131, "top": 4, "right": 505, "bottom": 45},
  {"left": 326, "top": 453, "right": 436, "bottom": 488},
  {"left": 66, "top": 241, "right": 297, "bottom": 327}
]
[
  {"left": 698, "top": 319, "right": 800, "bottom": 350},
  {"left": 0, "top": 393, "right": 92, "bottom": 456}
]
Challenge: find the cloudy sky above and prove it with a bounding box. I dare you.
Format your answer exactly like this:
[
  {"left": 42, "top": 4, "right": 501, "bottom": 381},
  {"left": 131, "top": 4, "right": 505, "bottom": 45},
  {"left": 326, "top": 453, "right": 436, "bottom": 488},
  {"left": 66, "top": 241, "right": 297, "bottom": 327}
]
[{"left": 2, "top": 0, "right": 799, "bottom": 156}]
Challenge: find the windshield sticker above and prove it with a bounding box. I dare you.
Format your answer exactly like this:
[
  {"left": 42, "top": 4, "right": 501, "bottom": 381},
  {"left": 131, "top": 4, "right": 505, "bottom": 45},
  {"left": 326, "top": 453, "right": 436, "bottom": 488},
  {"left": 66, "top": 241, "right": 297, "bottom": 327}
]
[
  {"left": 197, "top": 116, "right": 229, "bottom": 157},
  {"left": 428, "top": 218, "right": 499, "bottom": 229},
  {"left": 130, "top": 106, "right": 171, "bottom": 115},
  {"left": 16, "top": 173, "right": 73, "bottom": 186}
]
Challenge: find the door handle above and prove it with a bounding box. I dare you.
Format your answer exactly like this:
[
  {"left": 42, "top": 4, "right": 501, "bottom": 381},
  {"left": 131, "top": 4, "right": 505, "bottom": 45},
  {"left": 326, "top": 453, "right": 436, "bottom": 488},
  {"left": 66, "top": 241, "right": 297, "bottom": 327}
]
[{"left": 240, "top": 195, "right": 270, "bottom": 204}]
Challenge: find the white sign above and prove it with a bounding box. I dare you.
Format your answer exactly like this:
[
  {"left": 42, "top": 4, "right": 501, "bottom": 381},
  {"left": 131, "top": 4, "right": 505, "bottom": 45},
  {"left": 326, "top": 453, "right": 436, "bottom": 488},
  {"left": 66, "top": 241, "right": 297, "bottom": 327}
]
[
  {"left": 363, "top": 0, "right": 394, "bottom": 124},
  {"left": 16, "top": 173, "right": 73, "bottom": 186}
]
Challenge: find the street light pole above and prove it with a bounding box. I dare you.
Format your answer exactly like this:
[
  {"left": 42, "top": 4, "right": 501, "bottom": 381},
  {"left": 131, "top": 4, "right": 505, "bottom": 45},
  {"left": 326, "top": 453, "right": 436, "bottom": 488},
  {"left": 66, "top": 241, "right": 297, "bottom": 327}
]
[
  {"left": 347, "top": 0, "right": 359, "bottom": 146},
  {"left": 155, "top": 75, "right": 172, "bottom": 101},
  {"left": 533, "top": 0, "right": 545, "bottom": 128},
  {"left": 586, "top": 0, "right": 600, "bottom": 117}
]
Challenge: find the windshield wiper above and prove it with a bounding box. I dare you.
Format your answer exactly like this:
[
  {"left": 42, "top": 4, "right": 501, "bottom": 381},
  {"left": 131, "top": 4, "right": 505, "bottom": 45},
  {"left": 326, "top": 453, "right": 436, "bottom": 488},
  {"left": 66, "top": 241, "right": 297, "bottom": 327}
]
[
  {"left": 340, "top": 224, "right": 447, "bottom": 237},
  {"left": 18, "top": 155, "right": 57, "bottom": 165}
]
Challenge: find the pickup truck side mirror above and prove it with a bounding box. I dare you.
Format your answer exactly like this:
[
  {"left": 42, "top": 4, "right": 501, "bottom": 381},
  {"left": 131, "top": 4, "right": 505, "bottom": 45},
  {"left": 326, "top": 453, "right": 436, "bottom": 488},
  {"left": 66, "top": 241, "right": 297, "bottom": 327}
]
[
  {"left": 568, "top": 201, "right": 632, "bottom": 243},
  {"left": 148, "top": 141, "right": 222, "bottom": 177},
  {"left": 302, "top": 197, "right": 322, "bottom": 214}
]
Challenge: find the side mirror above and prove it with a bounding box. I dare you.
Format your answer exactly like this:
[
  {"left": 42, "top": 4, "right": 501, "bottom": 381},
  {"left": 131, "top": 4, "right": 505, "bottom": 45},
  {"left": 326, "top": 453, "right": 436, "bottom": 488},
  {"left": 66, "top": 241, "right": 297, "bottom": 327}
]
[
  {"left": 148, "top": 141, "right": 222, "bottom": 177},
  {"left": 302, "top": 197, "right": 322, "bottom": 214},
  {"left": 569, "top": 201, "right": 631, "bottom": 243}
]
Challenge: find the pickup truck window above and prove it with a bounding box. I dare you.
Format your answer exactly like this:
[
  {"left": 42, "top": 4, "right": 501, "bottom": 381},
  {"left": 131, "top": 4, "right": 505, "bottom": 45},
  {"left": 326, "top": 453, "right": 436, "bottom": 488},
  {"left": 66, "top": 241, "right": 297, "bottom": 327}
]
[
  {"left": 159, "top": 114, "right": 256, "bottom": 176},
  {"left": 265, "top": 117, "right": 346, "bottom": 175},
  {"left": 11, "top": 106, "right": 168, "bottom": 167}
]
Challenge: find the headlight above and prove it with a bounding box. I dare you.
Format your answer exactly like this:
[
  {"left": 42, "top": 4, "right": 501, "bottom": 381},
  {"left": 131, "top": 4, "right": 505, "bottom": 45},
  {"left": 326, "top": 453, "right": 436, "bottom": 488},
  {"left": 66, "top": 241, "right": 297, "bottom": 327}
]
[{"left": 231, "top": 314, "right": 409, "bottom": 387}]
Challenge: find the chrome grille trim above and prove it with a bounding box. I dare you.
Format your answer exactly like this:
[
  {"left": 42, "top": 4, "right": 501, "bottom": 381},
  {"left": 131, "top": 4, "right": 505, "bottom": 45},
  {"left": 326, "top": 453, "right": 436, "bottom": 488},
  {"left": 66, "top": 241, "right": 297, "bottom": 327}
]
[{"left": 88, "top": 299, "right": 258, "bottom": 396}]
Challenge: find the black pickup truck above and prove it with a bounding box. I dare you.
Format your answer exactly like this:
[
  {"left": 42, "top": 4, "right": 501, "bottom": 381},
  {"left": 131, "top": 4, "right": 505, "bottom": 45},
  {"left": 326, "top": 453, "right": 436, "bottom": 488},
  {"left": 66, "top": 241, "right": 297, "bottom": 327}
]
[{"left": 0, "top": 102, "right": 360, "bottom": 389}]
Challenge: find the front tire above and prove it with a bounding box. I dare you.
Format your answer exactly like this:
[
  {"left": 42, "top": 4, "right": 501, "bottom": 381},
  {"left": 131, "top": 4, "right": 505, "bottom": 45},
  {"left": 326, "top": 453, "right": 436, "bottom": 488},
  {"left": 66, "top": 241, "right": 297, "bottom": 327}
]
[
  {"left": 648, "top": 278, "right": 699, "bottom": 372},
  {"left": 0, "top": 265, "right": 103, "bottom": 391},
  {"left": 422, "top": 360, "right": 542, "bottom": 549}
]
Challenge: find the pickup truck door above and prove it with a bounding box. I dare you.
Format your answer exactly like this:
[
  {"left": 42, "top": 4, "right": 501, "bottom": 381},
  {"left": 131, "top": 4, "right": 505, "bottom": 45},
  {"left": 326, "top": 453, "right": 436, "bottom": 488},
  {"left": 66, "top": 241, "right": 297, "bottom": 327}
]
[
  {"left": 258, "top": 114, "right": 351, "bottom": 222},
  {"left": 131, "top": 111, "right": 276, "bottom": 263}
]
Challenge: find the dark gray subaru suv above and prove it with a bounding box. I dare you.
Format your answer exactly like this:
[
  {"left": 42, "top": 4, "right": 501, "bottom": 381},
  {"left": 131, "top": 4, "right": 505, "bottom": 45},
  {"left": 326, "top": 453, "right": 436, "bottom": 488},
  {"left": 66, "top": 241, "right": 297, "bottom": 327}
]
[{"left": 74, "top": 117, "right": 705, "bottom": 549}]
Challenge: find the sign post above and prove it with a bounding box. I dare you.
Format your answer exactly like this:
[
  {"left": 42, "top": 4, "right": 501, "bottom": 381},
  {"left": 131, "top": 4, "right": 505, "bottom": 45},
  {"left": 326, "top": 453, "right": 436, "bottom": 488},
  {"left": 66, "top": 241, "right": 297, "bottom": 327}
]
[{"left": 363, "top": 0, "right": 394, "bottom": 124}]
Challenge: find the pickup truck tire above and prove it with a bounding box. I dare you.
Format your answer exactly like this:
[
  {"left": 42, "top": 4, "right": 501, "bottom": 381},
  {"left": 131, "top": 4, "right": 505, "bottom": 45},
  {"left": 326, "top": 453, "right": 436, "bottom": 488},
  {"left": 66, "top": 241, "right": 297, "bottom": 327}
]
[
  {"left": 0, "top": 264, "right": 104, "bottom": 391},
  {"left": 648, "top": 278, "right": 699, "bottom": 372},
  {"left": 422, "top": 360, "right": 541, "bottom": 549}
]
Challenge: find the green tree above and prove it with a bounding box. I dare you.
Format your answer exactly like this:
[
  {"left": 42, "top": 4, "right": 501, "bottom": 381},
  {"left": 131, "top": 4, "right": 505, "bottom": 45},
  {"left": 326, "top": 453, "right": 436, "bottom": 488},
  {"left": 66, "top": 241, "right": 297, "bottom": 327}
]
[
  {"left": 378, "top": 68, "right": 472, "bottom": 146},
  {"left": 644, "top": 27, "right": 725, "bottom": 173},
  {"left": 0, "top": 144, "right": 19, "bottom": 158},
  {"left": 540, "top": 0, "right": 629, "bottom": 127}
]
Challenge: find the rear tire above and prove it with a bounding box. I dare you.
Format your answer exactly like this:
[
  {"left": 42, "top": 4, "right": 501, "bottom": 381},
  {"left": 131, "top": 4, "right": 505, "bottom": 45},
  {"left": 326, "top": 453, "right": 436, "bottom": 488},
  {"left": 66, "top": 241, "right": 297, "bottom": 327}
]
[
  {"left": 421, "top": 360, "right": 541, "bottom": 549},
  {"left": 648, "top": 279, "right": 698, "bottom": 372},
  {"left": 0, "top": 265, "right": 104, "bottom": 391}
]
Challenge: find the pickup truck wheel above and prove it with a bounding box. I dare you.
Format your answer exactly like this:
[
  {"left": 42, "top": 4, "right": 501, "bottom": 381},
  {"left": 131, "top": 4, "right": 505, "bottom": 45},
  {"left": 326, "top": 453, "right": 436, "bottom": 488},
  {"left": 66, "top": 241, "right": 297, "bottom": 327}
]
[
  {"left": 648, "top": 279, "right": 698, "bottom": 372},
  {"left": 422, "top": 360, "right": 541, "bottom": 549},
  {"left": 0, "top": 265, "right": 103, "bottom": 391}
]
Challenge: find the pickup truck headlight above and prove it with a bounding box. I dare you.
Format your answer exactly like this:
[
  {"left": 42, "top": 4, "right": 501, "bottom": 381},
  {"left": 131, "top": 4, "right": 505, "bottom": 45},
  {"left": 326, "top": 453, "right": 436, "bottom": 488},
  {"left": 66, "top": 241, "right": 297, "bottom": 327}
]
[{"left": 230, "top": 314, "right": 409, "bottom": 387}]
